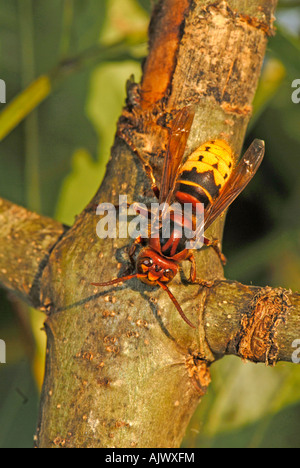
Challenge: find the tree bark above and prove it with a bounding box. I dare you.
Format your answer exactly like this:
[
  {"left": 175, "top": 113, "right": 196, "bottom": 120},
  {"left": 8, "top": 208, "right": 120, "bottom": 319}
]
[
  {"left": 0, "top": 198, "right": 65, "bottom": 306},
  {"left": 2, "top": 0, "right": 298, "bottom": 449}
]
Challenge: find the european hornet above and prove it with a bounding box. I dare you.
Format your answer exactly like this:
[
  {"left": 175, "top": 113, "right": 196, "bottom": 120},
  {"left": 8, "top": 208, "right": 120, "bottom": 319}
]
[{"left": 92, "top": 107, "right": 265, "bottom": 328}]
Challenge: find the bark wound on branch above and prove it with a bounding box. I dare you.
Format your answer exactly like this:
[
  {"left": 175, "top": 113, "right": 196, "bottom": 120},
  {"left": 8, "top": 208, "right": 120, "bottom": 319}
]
[
  {"left": 185, "top": 353, "right": 211, "bottom": 395},
  {"left": 235, "top": 287, "right": 292, "bottom": 366}
]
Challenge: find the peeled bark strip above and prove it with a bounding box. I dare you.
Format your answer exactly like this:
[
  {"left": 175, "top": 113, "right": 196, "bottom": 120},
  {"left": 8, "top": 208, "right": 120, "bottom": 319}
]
[{"left": 140, "top": 0, "right": 191, "bottom": 108}]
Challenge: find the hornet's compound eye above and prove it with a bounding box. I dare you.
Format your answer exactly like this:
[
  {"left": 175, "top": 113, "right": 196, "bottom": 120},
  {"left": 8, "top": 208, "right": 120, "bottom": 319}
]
[
  {"left": 137, "top": 257, "right": 153, "bottom": 273},
  {"left": 164, "top": 269, "right": 174, "bottom": 280},
  {"left": 142, "top": 258, "right": 153, "bottom": 267}
]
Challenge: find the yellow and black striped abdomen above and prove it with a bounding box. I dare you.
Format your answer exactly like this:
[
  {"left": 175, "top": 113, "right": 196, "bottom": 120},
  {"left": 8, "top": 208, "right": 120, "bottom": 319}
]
[{"left": 175, "top": 140, "right": 234, "bottom": 208}]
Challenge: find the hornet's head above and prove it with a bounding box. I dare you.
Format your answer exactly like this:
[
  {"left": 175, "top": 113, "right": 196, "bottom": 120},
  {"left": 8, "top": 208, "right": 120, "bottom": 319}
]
[
  {"left": 136, "top": 248, "right": 179, "bottom": 285},
  {"left": 91, "top": 247, "right": 195, "bottom": 328}
]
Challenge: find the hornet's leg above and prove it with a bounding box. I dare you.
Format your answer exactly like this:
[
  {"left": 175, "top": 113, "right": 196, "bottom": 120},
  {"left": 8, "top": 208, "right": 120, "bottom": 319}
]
[
  {"left": 187, "top": 254, "right": 214, "bottom": 288},
  {"left": 127, "top": 205, "right": 151, "bottom": 267},
  {"left": 204, "top": 237, "right": 227, "bottom": 266},
  {"left": 127, "top": 208, "right": 151, "bottom": 269},
  {"left": 128, "top": 236, "right": 143, "bottom": 267}
]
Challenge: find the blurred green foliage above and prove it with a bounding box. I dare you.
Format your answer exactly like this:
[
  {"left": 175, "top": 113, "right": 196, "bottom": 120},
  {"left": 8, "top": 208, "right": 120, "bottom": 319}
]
[{"left": 0, "top": 0, "right": 299, "bottom": 448}]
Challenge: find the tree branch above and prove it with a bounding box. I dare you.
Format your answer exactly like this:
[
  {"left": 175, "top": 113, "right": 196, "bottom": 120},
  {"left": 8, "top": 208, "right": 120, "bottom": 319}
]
[
  {"left": 0, "top": 198, "right": 65, "bottom": 307},
  {"left": 202, "top": 281, "right": 300, "bottom": 364}
]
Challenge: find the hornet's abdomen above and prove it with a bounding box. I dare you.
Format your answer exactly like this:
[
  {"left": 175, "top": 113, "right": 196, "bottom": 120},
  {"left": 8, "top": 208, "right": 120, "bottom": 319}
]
[{"left": 175, "top": 140, "right": 234, "bottom": 208}]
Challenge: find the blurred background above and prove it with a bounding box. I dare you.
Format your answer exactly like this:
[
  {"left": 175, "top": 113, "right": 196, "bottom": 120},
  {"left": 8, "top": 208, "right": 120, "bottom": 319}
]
[{"left": 0, "top": 0, "right": 299, "bottom": 448}]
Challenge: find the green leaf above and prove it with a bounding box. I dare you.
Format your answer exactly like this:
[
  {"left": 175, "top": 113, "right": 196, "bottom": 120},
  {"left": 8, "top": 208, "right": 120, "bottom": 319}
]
[
  {"left": 136, "top": 0, "right": 153, "bottom": 13},
  {"left": 100, "top": 0, "right": 149, "bottom": 44},
  {"left": 0, "top": 361, "right": 39, "bottom": 448},
  {"left": 0, "top": 76, "right": 51, "bottom": 142},
  {"left": 60, "top": 0, "right": 109, "bottom": 57},
  {"left": 268, "top": 26, "right": 300, "bottom": 77},
  {"left": 55, "top": 61, "right": 142, "bottom": 226},
  {"left": 0, "top": 0, "right": 108, "bottom": 216},
  {"left": 184, "top": 357, "right": 300, "bottom": 448},
  {"left": 250, "top": 58, "right": 286, "bottom": 131},
  {"left": 278, "top": 0, "right": 300, "bottom": 9}
]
